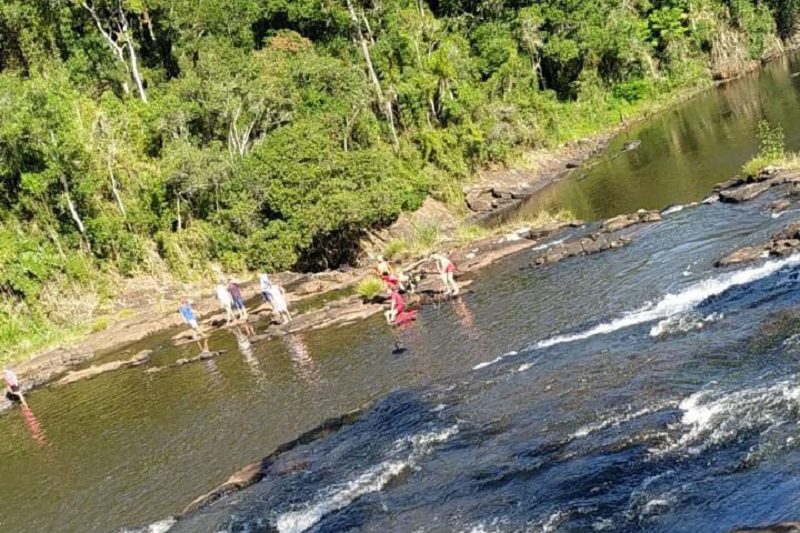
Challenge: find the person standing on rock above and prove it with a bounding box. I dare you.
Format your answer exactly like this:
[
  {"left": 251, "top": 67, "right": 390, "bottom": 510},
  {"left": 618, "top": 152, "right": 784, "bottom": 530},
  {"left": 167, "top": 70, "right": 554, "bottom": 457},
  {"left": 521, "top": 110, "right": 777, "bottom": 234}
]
[
  {"left": 259, "top": 272, "right": 273, "bottom": 303},
  {"left": 228, "top": 279, "right": 248, "bottom": 321},
  {"left": 4, "top": 368, "right": 27, "bottom": 407},
  {"left": 179, "top": 298, "right": 209, "bottom": 352},
  {"left": 432, "top": 252, "right": 459, "bottom": 296},
  {"left": 215, "top": 282, "right": 234, "bottom": 324},
  {"left": 269, "top": 284, "right": 292, "bottom": 324}
]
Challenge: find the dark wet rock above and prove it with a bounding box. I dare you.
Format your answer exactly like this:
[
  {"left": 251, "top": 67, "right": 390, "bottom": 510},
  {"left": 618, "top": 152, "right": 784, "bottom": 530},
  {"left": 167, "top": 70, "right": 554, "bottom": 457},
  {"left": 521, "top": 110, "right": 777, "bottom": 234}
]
[
  {"left": 731, "top": 522, "right": 800, "bottom": 533},
  {"left": 565, "top": 159, "right": 581, "bottom": 169},
  {"left": 532, "top": 234, "right": 631, "bottom": 266},
  {"left": 622, "top": 139, "right": 641, "bottom": 151},
  {"left": 600, "top": 209, "right": 661, "bottom": 233},
  {"left": 716, "top": 223, "right": 800, "bottom": 266},
  {"left": 772, "top": 222, "right": 800, "bottom": 241},
  {"left": 719, "top": 181, "right": 773, "bottom": 203},
  {"left": 715, "top": 246, "right": 765, "bottom": 267},
  {"left": 55, "top": 350, "right": 152, "bottom": 386},
  {"left": 770, "top": 198, "right": 792, "bottom": 214}
]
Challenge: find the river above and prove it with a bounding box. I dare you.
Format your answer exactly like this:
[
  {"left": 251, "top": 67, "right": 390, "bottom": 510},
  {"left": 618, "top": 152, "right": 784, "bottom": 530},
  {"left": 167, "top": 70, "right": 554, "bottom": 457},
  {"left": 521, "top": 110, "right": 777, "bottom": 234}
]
[
  {"left": 520, "top": 54, "right": 800, "bottom": 221},
  {"left": 3, "top": 57, "right": 800, "bottom": 533}
]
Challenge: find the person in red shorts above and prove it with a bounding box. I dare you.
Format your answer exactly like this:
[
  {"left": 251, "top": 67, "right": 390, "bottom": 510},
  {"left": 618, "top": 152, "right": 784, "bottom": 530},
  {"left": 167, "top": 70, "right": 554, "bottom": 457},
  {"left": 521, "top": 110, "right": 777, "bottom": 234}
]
[{"left": 432, "top": 252, "right": 459, "bottom": 296}]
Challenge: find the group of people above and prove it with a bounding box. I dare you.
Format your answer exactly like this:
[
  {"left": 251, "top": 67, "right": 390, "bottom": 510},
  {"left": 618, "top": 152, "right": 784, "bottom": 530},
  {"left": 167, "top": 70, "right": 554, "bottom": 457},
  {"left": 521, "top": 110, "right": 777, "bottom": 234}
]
[
  {"left": 178, "top": 273, "right": 293, "bottom": 351},
  {"left": 380, "top": 251, "right": 459, "bottom": 325}
]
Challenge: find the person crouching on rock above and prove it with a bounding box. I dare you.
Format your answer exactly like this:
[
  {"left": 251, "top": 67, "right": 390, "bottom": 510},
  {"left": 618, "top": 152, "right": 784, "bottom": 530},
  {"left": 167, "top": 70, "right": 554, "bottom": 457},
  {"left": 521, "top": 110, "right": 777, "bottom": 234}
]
[
  {"left": 4, "top": 368, "right": 27, "bottom": 407},
  {"left": 385, "top": 287, "right": 406, "bottom": 324},
  {"left": 432, "top": 252, "right": 459, "bottom": 296}
]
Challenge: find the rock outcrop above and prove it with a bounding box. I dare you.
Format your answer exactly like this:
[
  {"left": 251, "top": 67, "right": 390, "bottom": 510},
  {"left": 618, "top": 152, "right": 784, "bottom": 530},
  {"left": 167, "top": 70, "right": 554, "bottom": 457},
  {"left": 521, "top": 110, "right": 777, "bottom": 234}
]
[
  {"left": 55, "top": 350, "right": 152, "bottom": 386},
  {"left": 600, "top": 209, "right": 661, "bottom": 233},
  {"left": 533, "top": 233, "right": 632, "bottom": 266},
  {"left": 716, "top": 222, "right": 800, "bottom": 267}
]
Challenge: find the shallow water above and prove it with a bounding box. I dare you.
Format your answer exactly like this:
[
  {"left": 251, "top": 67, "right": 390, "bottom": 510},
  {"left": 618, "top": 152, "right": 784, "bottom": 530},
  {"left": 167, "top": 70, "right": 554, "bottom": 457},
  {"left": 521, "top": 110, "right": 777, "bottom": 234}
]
[
  {"left": 518, "top": 54, "right": 800, "bottom": 221},
  {"left": 4, "top": 62, "right": 800, "bottom": 533}
]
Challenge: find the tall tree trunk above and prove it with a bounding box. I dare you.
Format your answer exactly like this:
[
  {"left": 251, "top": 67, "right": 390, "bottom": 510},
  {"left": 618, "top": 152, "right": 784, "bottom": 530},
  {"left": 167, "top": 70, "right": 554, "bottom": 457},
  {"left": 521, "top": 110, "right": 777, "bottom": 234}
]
[
  {"left": 346, "top": 0, "right": 400, "bottom": 152},
  {"left": 107, "top": 159, "right": 127, "bottom": 217},
  {"left": 117, "top": 5, "right": 148, "bottom": 103},
  {"left": 59, "top": 175, "right": 91, "bottom": 252}
]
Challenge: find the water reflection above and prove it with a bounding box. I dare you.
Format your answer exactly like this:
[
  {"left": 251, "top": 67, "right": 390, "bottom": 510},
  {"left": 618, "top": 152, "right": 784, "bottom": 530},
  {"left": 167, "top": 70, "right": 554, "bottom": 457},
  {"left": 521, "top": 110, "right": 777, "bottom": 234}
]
[
  {"left": 283, "top": 334, "right": 322, "bottom": 387},
  {"left": 516, "top": 54, "right": 800, "bottom": 221},
  {"left": 20, "top": 406, "right": 48, "bottom": 447}
]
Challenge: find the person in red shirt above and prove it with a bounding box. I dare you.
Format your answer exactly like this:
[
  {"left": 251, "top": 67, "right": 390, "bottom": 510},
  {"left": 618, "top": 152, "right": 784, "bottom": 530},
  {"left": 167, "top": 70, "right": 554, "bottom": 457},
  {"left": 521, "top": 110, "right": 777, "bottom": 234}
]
[{"left": 384, "top": 288, "right": 405, "bottom": 324}]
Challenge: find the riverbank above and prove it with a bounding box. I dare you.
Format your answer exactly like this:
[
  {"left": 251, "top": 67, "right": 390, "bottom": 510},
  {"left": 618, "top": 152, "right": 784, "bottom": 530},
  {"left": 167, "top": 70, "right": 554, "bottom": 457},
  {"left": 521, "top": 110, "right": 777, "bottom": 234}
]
[{"left": 462, "top": 48, "right": 800, "bottom": 223}]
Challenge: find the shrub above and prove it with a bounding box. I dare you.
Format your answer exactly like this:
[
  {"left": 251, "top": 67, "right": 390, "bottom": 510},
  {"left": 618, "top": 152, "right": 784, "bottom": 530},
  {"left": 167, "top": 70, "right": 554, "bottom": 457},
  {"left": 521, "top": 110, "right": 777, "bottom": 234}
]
[
  {"left": 356, "top": 276, "right": 385, "bottom": 301},
  {"left": 741, "top": 120, "right": 786, "bottom": 176},
  {"left": 411, "top": 220, "right": 443, "bottom": 254},
  {"left": 383, "top": 240, "right": 408, "bottom": 261}
]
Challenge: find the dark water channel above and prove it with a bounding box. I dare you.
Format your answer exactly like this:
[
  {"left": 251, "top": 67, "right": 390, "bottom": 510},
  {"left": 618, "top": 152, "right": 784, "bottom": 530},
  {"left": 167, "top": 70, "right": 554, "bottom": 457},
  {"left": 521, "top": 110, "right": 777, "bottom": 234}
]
[
  {"left": 4, "top": 58, "right": 800, "bottom": 533},
  {"left": 520, "top": 54, "right": 800, "bottom": 221}
]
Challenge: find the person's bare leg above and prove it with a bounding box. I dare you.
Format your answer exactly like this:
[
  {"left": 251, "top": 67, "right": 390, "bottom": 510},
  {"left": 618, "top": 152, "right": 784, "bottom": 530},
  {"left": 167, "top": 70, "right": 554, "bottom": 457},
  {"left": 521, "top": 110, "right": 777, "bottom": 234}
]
[{"left": 448, "top": 273, "right": 459, "bottom": 295}]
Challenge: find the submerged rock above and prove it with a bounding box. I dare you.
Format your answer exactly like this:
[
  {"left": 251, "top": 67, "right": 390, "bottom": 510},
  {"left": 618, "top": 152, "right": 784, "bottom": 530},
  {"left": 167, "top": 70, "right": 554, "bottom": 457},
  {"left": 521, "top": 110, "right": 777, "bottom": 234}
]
[
  {"left": 55, "top": 350, "right": 152, "bottom": 386},
  {"left": 532, "top": 233, "right": 631, "bottom": 266},
  {"left": 600, "top": 209, "right": 661, "bottom": 233},
  {"left": 715, "top": 223, "right": 800, "bottom": 267},
  {"left": 715, "top": 246, "right": 765, "bottom": 267}
]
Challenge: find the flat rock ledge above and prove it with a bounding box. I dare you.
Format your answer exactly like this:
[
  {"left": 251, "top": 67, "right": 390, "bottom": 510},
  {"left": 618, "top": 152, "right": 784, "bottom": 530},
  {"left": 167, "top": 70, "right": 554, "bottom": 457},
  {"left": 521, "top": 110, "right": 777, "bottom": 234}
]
[
  {"left": 715, "top": 166, "right": 800, "bottom": 203},
  {"left": 531, "top": 209, "right": 661, "bottom": 267},
  {"left": 54, "top": 350, "right": 152, "bottom": 386},
  {"left": 716, "top": 222, "right": 800, "bottom": 267}
]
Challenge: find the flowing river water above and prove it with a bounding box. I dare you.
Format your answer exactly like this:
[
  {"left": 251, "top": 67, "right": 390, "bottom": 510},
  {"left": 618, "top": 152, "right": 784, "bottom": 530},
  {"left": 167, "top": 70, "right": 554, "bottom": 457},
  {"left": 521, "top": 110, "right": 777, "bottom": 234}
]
[{"left": 4, "top": 56, "right": 800, "bottom": 533}]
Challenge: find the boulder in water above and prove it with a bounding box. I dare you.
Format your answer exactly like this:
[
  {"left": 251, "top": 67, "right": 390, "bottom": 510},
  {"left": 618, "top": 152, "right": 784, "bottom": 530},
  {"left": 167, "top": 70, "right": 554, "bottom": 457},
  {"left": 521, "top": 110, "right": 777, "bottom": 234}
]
[
  {"left": 715, "top": 246, "right": 765, "bottom": 267},
  {"left": 600, "top": 209, "right": 661, "bottom": 233},
  {"left": 55, "top": 349, "right": 152, "bottom": 386},
  {"left": 719, "top": 181, "right": 772, "bottom": 203}
]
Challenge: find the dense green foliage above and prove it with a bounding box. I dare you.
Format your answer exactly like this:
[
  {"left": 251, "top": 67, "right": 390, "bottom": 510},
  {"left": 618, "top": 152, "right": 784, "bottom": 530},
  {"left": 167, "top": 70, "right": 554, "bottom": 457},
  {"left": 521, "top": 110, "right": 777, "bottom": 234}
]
[{"left": 1, "top": 0, "right": 799, "bottom": 355}]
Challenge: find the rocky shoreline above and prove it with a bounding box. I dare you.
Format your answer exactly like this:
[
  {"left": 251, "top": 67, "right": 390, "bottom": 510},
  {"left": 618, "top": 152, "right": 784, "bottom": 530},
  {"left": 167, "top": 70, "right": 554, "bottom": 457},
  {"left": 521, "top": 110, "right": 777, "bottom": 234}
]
[{"left": 9, "top": 166, "right": 800, "bottom": 403}]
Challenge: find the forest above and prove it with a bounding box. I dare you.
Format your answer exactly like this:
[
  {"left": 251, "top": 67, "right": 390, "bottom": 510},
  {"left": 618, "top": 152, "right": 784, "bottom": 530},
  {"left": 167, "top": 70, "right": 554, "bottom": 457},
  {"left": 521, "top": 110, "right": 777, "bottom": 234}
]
[{"left": 1, "top": 0, "right": 799, "bottom": 356}]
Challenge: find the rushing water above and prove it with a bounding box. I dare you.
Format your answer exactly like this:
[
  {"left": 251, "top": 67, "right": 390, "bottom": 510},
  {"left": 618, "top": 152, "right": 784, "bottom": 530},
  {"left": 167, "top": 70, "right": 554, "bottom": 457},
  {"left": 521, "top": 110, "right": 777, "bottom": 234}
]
[
  {"left": 4, "top": 62, "right": 800, "bottom": 533},
  {"left": 519, "top": 54, "right": 800, "bottom": 221}
]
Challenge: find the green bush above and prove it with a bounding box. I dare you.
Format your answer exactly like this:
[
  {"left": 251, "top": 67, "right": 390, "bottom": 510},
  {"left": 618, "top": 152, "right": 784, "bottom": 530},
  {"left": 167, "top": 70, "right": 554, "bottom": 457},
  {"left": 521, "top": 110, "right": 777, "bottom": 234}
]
[
  {"left": 383, "top": 240, "right": 408, "bottom": 261},
  {"left": 742, "top": 120, "right": 786, "bottom": 176},
  {"left": 356, "top": 276, "right": 385, "bottom": 301}
]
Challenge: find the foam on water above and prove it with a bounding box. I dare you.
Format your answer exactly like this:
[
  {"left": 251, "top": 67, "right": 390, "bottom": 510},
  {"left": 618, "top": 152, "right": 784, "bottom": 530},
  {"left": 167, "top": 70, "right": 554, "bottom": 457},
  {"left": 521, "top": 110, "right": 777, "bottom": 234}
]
[
  {"left": 771, "top": 208, "right": 800, "bottom": 219},
  {"left": 536, "top": 255, "right": 800, "bottom": 349},
  {"left": 118, "top": 519, "right": 176, "bottom": 533},
  {"left": 472, "top": 351, "right": 518, "bottom": 370},
  {"left": 649, "top": 312, "right": 723, "bottom": 337},
  {"left": 275, "top": 426, "right": 458, "bottom": 533},
  {"left": 655, "top": 379, "right": 800, "bottom": 457},
  {"left": 662, "top": 204, "right": 687, "bottom": 216},
  {"left": 570, "top": 401, "right": 676, "bottom": 440}
]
